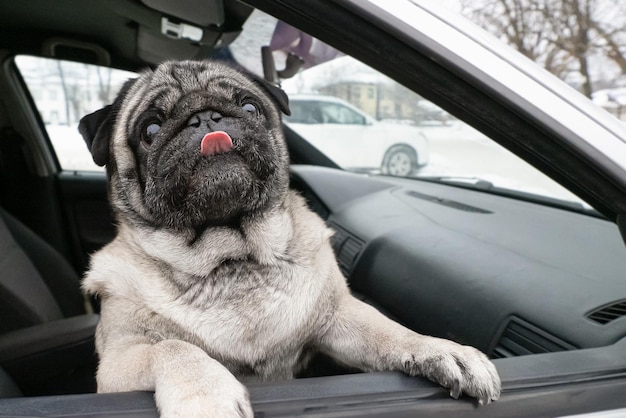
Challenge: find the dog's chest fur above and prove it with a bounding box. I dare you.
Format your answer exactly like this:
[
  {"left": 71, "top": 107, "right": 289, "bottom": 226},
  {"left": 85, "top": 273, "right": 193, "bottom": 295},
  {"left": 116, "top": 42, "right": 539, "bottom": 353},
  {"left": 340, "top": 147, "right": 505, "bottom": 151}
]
[{"left": 86, "top": 192, "right": 340, "bottom": 379}]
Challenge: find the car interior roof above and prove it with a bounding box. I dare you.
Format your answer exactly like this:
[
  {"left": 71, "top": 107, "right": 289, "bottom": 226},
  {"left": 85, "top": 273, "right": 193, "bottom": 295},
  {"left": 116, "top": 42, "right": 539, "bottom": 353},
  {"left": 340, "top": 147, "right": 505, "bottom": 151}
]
[{"left": 0, "top": 0, "right": 254, "bottom": 70}]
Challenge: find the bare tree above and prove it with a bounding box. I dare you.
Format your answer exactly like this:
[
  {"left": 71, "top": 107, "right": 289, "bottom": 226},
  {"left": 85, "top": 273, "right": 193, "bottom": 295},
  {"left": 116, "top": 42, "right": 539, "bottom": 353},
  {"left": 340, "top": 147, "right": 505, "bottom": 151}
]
[
  {"left": 56, "top": 61, "right": 72, "bottom": 125},
  {"left": 459, "top": 0, "right": 626, "bottom": 97},
  {"left": 551, "top": 0, "right": 595, "bottom": 96},
  {"left": 96, "top": 65, "right": 113, "bottom": 106},
  {"left": 590, "top": 0, "right": 626, "bottom": 74}
]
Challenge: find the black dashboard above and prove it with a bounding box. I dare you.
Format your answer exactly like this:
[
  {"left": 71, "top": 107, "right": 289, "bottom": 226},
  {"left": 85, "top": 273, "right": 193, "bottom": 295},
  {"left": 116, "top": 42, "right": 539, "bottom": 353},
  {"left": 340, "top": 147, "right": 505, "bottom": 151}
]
[{"left": 291, "top": 165, "right": 626, "bottom": 358}]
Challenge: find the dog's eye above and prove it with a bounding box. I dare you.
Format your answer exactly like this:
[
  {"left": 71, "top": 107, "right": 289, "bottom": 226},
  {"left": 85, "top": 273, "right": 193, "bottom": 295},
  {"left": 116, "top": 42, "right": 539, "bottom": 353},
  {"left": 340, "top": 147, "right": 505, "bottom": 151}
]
[
  {"left": 142, "top": 123, "right": 161, "bottom": 145},
  {"left": 242, "top": 103, "right": 257, "bottom": 114}
]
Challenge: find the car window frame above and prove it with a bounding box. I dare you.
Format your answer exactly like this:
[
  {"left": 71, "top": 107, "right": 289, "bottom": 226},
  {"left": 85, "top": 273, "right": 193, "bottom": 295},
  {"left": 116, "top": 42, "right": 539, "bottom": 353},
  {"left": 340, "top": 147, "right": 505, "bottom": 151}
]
[{"left": 245, "top": 0, "right": 626, "bottom": 223}]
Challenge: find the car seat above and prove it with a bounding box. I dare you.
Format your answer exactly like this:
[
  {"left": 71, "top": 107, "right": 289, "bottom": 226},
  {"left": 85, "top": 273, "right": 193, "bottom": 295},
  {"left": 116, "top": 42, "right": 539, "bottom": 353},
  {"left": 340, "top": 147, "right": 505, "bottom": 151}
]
[
  {"left": 0, "top": 367, "right": 20, "bottom": 398},
  {"left": 0, "top": 207, "right": 97, "bottom": 397}
]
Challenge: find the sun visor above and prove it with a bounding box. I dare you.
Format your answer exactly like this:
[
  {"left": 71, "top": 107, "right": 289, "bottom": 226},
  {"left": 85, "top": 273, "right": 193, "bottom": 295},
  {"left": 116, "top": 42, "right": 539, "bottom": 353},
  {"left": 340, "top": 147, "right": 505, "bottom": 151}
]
[
  {"left": 104, "top": 0, "right": 231, "bottom": 65},
  {"left": 137, "top": 26, "right": 221, "bottom": 64},
  {"left": 141, "top": 0, "right": 224, "bottom": 27}
]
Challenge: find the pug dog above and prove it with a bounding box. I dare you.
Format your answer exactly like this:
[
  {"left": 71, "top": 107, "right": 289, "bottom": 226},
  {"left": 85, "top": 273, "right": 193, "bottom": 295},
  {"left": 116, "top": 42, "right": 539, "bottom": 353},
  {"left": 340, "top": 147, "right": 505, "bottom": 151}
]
[{"left": 78, "top": 60, "right": 501, "bottom": 417}]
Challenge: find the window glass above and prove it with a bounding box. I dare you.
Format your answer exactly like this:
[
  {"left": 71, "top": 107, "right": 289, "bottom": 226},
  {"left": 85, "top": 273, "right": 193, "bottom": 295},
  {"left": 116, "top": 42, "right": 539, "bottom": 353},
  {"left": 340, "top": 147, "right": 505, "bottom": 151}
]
[
  {"left": 15, "top": 56, "right": 136, "bottom": 171},
  {"left": 229, "top": 11, "right": 588, "bottom": 208}
]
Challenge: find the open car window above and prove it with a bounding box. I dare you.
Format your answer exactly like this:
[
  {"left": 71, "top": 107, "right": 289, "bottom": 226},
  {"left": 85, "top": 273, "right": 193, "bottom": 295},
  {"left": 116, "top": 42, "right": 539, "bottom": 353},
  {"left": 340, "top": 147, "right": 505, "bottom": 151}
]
[{"left": 15, "top": 56, "right": 135, "bottom": 172}]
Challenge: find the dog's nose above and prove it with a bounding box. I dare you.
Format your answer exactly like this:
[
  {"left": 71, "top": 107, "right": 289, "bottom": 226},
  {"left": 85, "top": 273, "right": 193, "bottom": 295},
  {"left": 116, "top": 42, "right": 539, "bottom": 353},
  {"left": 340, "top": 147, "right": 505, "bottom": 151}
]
[
  {"left": 209, "top": 111, "right": 223, "bottom": 122},
  {"left": 187, "top": 110, "right": 223, "bottom": 128}
]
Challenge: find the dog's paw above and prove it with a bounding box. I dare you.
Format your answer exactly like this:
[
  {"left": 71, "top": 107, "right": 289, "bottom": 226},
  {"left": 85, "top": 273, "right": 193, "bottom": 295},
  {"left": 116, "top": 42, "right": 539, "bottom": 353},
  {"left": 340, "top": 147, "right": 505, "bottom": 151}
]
[
  {"left": 155, "top": 366, "right": 253, "bottom": 418},
  {"left": 404, "top": 338, "right": 501, "bottom": 405}
]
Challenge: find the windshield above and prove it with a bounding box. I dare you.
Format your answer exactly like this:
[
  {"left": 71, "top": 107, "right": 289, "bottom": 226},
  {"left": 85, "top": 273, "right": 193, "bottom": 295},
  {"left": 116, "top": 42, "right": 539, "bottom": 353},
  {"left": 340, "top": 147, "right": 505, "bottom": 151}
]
[{"left": 230, "top": 9, "right": 591, "bottom": 208}]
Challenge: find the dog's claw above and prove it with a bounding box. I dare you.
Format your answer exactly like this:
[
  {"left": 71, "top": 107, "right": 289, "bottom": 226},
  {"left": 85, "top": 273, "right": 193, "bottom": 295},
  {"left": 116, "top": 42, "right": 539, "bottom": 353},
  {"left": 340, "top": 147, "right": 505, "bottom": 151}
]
[
  {"left": 477, "top": 390, "right": 496, "bottom": 406},
  {"left": 449, "top": 380, "right": 462, "bottom": 399}
]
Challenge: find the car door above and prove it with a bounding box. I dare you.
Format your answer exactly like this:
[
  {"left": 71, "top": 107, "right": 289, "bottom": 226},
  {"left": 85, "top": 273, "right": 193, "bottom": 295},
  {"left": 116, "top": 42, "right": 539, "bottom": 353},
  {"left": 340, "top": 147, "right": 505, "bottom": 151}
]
[{"left": 14, "top": 56, "right": 133, "bottom": 272}]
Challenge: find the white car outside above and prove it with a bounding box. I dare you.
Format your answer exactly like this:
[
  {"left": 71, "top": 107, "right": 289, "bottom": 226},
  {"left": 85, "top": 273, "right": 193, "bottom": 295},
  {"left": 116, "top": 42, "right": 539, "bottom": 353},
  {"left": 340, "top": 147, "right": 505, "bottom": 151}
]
[{"left": 284, "top": 95, "right": 429, "bottom": 176}]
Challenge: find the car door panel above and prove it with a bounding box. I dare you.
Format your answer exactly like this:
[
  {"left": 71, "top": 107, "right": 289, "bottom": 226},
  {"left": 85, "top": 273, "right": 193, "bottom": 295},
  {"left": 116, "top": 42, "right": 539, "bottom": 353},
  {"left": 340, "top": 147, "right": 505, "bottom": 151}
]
[{"left": 57, "top": 172, "right": 113, "bottom": 272}]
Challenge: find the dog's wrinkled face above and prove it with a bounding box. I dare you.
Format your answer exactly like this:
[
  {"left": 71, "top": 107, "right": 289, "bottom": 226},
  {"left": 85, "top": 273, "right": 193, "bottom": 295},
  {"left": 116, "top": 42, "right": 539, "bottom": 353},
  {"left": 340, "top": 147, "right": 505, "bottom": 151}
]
[{"left": 79, "top": 61, "right": 291, "bottom": 231}]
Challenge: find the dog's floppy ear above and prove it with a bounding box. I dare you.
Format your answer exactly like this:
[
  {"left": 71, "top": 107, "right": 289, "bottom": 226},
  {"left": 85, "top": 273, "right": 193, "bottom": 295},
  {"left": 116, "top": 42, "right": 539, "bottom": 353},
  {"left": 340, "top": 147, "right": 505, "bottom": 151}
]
[
  {"left": 78, "top": 105, "right": 113, "bottom": 166},
  {"left": 78, "top": 78, "right": 136, "bottom": 166},
  {"left": 254, "top": 78, "right": 291, "bottom": 116}
]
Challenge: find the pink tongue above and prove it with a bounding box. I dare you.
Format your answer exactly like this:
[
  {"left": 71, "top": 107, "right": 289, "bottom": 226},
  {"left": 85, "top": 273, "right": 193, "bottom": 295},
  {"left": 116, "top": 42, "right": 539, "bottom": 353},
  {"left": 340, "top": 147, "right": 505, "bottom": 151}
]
[{"left": 200, "top": 131, "right": 233, "bottom": 156}]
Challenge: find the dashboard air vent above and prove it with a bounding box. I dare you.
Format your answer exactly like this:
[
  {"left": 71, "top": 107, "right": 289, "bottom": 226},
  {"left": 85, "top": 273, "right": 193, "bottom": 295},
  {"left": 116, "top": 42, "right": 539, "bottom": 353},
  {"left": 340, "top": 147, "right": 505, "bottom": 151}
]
[
  {"left": 586, "top": 300, "right": 626, "bottom": 325},
  {"left": 491, "top": 317, "right": 576, "bottom": 358},
  {"left": 328, "top": 223, "right": 364, "bottom": 277}
]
